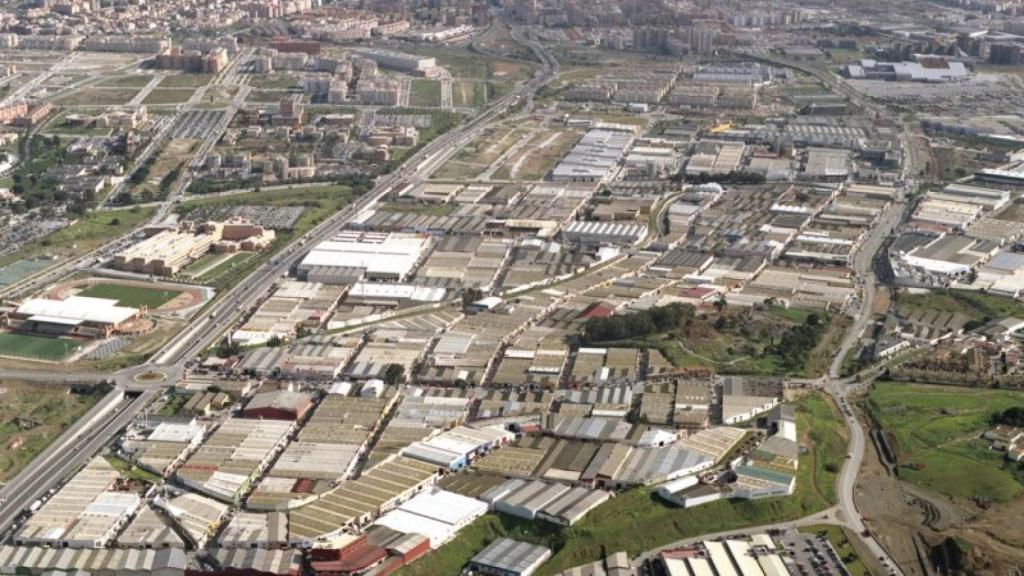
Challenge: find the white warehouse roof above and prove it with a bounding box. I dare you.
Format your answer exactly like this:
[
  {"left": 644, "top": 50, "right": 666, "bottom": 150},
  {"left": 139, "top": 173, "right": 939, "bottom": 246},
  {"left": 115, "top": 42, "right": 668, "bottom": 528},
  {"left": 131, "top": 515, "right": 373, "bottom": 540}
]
[
  {"left": 16, "top": 296, "right": 138, "bottom": 326},
  {"left": 299, "top": 232, "right": 432, "bottom": 279}
]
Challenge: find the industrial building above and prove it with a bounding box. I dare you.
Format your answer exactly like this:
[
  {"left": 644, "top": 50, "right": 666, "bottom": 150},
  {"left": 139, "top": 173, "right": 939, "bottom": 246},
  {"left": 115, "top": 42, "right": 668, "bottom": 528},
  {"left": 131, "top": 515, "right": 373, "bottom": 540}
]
[
  {"left": 298, "top": 231, "right": 434, "bottom": 284},
  {"left": 550, "top": 127, "right": 635, "bottom": 183},
  {"left": 372, "top": 489, "right": 487, "bottom": 548},
  {"left": 14, "top": 457, "right": 140, "bottom": 548},
  {"left": 8, "top": 295, "right": 140, "bottom": 338},
  {"left": 351, "top": 48, "right": 437, "bottom": 75},
  {"left": 466, "top": 538, "right": 552, "bottom": 576},
  {"left": 843, "top": 57, "right": 970, "bottom": 83}
]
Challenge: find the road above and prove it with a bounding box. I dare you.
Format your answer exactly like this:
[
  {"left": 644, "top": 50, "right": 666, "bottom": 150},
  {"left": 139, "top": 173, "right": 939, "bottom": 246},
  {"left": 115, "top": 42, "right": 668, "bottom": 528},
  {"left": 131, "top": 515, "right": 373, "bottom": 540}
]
[
  {"left": 0, "top": 30, "right": 559, "bottom": 531},
  {"left": 0, "top": 388, "right": 159, "bottom": 535}
]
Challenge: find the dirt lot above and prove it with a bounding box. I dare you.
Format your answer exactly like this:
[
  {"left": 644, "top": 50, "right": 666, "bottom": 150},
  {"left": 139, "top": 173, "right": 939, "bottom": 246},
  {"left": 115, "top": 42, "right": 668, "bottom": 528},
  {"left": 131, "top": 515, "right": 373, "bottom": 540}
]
[
  {"left": 855, "top": 386, "right": 1024, "bottom": 575},
  {"left": 0, "top": 382, "right": 107, "bottom": 481}
]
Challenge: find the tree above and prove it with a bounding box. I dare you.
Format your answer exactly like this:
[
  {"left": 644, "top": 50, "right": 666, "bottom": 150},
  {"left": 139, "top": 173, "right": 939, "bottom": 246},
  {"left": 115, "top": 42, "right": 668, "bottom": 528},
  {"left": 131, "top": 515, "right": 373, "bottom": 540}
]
[
  {"left": 992, "top": 406, "right": 1024, "bottom": 427},
  {"left": 383, "top": 363, "right": 405, "bottom": 385},
  {"left": 461, "top": 287, "right": 484, "bottom": 310},
  {"left": 713, "top": 295, "right": 727, "bottom": 314},
  {"left": 109, "top": 217, "right": 121, "bottom": 226}
]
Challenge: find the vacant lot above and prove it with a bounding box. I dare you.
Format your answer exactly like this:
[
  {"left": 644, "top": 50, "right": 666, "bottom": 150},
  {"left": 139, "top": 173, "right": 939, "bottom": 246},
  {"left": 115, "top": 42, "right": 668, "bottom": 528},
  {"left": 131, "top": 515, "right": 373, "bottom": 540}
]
[
  {"left": 493, "top": 129, "right": 579, "bottom": 181},
  {"left": 866, "top": 381, "right": 1024, "bottom": 502},
  {"left": 54, "top": 87, "right": 138, "bottom": 106},
  {"left": 102, "top": 74, "right": 155, "bottom": 89},
  {"left": 142, "top": 88, "right": 195, "bottom": 105},
  {"left": 452, "top": 80, "right": 486, "bottom": 108},
  {"left": 396, "top": 394, "right": 844, "bottom": 576},
  {"left": 409, "top": 79, "right": 442, "bottom": 107},
  {"left": 0, "top": 382, "right": 108, "bottom": 480},
  {"left": 434, "top": 122, "right": 534, "bottom": 180},
  {"left": 78, "top": 283, "right": 183, "bottom": 309},
  {"left": 0, "top": 333, "right": 80, "bottom": 361},
  {"left": 896, "top": 289, "right": 1024, "bottom": 324},
  {"left": 158, "top": 74, "right": 213, "bottom": 88}
]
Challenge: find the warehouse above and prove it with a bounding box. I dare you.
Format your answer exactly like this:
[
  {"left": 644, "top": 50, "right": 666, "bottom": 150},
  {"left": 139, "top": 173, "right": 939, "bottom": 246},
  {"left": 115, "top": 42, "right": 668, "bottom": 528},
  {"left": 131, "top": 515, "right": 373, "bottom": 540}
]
[
  {"left": 402, "top": 425, "right": 513, "bottom": 471},
  {"left": 721, "top": 378, "right": 781, "bottom": 424},
  {"left": 656, "top": 476, "right": 724, "bottom": 508},
  {"left": 0, "top": 545, "right": 187, "bottom": 575},
  {"left": 10, "top": 295, "right": 140, "bottom": 339},
  {"left": 562, "top": 220, "right": 645, "bottom": 246},
  {"left": 155, "top": 491, "right": 230, "bottom": 548},
  {"left": 122, "top": 419, "right": 206, "bottom": 477},
  {"left": 482, "top": 479, "right": 570, "bottom": 520},
  {"left": 241, "top": 388, "right": 314, "bottom": 421},
  {"left": 204, "top": 548, "right": 302, "bottom": 576},
  {"left": 843, "top": 58, "right": 970, "bottom": 82},
  {"left": 550, "top": 128, "right": 635, "bottom": 183},
  {"left": 544, "top": 414, "right": 633, "bottom": 442},
  {"left": 235, "top": 339, "right": 360, "bottom": 380},
  {"left": 466, "top": 538, "right": 552, "bottom": 576},
  {"left": 731, "top": 464, "right": 796, "bottom": 499},
  {"left": 117, "top": 505, "right": 185, "bottom": 549},
  {"left": 372, "top": 488, "right": 487, "bottom": 548},
  {"left": 535, "top": 485, "right": 612, "bottom": 526},
  {"left": 802, "top": 148, "right": 849, "bottom": 180},
  {"left": 288, "top": 456, "right": 439, "bottom": 542},
  {"left": 614, "top": 445, "right": 714, "bottom": 486},
  {"left": 232, "top": 281, "right": 349, "bottom": 346},
  {"left": 298, "top": 231, "right": 433, "bottom": 284},
  {"left": 175, "top": 418, "right": 293, "bottom": 501},
  {"left": 352, "top": 48, "right": 436, "bottom": 74},
  {"left": 218, "top": 512, "right": 289, "bottom": 548},
  {"left": 15, "top": 457, "right": 139, "bottom": 548}
]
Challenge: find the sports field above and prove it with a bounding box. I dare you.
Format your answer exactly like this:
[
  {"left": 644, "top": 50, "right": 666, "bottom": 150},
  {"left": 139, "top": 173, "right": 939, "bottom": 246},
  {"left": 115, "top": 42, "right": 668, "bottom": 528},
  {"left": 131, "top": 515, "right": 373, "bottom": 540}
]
[
  {"left": 78, "top": 283, "right": 183, "bottom": 309},
  {"left": 0, "top": 333, "right": 81, "bottom": 361}
]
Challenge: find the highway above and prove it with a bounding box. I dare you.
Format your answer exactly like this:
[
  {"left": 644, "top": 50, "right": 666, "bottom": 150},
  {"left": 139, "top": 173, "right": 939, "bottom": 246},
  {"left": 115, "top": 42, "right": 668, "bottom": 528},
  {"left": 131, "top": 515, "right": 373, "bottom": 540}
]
[
  {"left": 0, "top": 30, "right": 559, "bottom": 531},
  {"left": 0, "top": 388, "right": 158, "bottom": 535}
]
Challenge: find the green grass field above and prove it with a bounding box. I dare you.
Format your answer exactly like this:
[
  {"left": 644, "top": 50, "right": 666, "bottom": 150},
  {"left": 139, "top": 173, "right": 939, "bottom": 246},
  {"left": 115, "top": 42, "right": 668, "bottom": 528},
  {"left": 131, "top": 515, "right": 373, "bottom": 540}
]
[
  {"left": 198, "top": 252, "right": 255, "bottom": 284},
  {"left": 0, "top": 333, "right": 80, "bottom": 360},
  {"left": 409, "top": 79, "right": 442, "bottom": 107},
  {"left": 102, "top": 74, "right": 155, "bottom": 89},
  {"left": 78, "top": 283, "right": 183, "bottom": 309},
  {"left": 866, "top": 381, "right": 1024, "bottom": 502},
  {"left": 142, "top": 89, "right": 196, "bottom": 105},
  {"left": 158, "top": 74, "right": 213, "bottom": 88},
  {"left": 896, "top": 289, "right": 1024, "bottom": 324},
  {"left": 395, "top": 394, "right": 845, "bottom": 576}
]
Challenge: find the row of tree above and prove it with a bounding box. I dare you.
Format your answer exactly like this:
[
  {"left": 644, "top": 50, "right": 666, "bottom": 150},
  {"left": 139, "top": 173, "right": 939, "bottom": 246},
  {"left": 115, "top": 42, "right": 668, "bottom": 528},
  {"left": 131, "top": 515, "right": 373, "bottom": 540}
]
[{"left": 581, "top": 303, "right": 695, "bottom": 344}]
